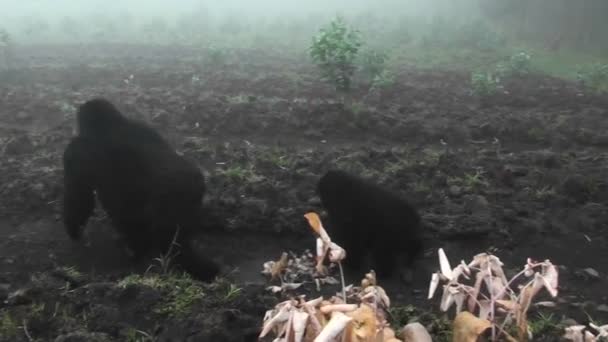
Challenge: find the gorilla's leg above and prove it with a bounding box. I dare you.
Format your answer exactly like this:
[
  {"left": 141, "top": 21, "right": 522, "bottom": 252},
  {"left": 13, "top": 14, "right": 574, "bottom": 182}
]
[
  {"left": 62, "top": 137, "right": 96, "bottom": 240},
  {"left": 371, "top": 245, "right": 397, "bottom": 279}
]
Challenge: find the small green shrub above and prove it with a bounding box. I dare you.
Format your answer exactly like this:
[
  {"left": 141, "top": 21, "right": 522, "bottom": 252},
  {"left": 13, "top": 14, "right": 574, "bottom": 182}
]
[
  {"left": 577, "top": 63, "right": 608, "bottom": 93},
  {"left": 370, "top": 70, "right": 396, "bottom": 92},
  {"left": 358, "top": 49, "right": 388, "bottom": 82},
  {"left": 310, "top": 16, "right": 362, "bottom": 92},
  {"left": 0, "top": 28, "right": 10, "bottom": 46},
  {"left": 471, "top": 71, "right": 499, "bottom": 97},
  {"left": 509, "top": 52, "right": 532, "bottom": 74},
  {"left": 205, "top": 45, "right": 227, "bottom": 66},
  {"left": 0, "top": 28, "right": 12, "bottom": 69},
  {"left": 496, "top": 51, "right": 533, "bottom": 78}
]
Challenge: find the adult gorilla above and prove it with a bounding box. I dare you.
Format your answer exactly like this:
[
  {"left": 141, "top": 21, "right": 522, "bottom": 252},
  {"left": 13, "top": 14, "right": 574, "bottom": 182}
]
[{"left": 62, "top": 98, "right": 219, "bottom": 281}]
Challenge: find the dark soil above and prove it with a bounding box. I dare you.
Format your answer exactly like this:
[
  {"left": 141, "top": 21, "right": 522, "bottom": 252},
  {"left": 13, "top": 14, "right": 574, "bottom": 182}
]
[{"left": 1, "top": 44, "right": 607, "bottom": 341}]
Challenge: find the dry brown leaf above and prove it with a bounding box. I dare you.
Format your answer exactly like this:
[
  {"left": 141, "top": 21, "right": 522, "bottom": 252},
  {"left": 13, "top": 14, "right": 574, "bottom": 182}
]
[
  {"left": 452, "top": 311, "right": 491, "bottom": 342},
  {"left": 344, "top": 305, "right": 377, "bottom": 342},
  {"left": 496, "top": 299, "right": 518, "bottom": 311},
  {"left": 271, "top": 252, "right": 289, "bottom": 281},
  {"left": 305, "top": 212, "right": 331, "bottom": 242},
  {"left": 517, "top": 285, "right": 534, "bottom": 341}
]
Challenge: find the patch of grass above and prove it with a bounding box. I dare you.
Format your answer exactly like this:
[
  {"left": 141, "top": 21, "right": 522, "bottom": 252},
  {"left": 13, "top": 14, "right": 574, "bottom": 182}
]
[
  {"left": 389, "top": 305, "right": 417, "bottom": 327},
  {"left": 463, "top": 170, "right": 489, "bottom": 190},
  {"left": 449, "top": 169, "right": 489, "bottom": 191},
  {"left": 471, "top": 71, "right": 500, "bottom": 97},
  {"left": 412, "top": 180, "right": 431, "bottom": 194},
  {"left": 0, "top": 310, "right": 18, "bottom": 339},
  {"left": 119, "top": 273, "right": 204, "bottom": 318},
  {"left": 369, "top": 70, "right": 396, "bottom": 92},
  {"left": 535, "top": 186, "right": 556, "bottom": 200},
  {"left": 347, "top": 100, "right": 365, "bottom": 115},
  {"left": 222, "top": 283, "right": 242, "bottom": 302},
  {"left": 28, "top": 302, "right": 45, "bottom": 318},
  {"left": 577, "top": 62, "right": 608, "bottom": 93},
  {"left": 226, "top": 94, "right": 256, "bottom": 105},
  {"left": 217, "top": 164, "right": 263, "bottom": 182},
  {"left": 526, "top": 127, "right": 548, "bottom": 142},
  {"left": 259, "top": 148, "right": 293, "bottom": 170},
  {"left": 333, "top": 158, "right": 367, "bottom": 176},
  {"left": 204, "top": 277, "right": 243, "bottom": 304},
  {"left": 427, "top": 315, "right": 453, "bottom": 342},
  {"left": 528, "top": 312, "right": 561, "bottom": 337},
  {"left": 347, "top": 100, "right": 373, "bottom": 127},
  {"left": 393, "top": 45, "right": 507, "bottom": 72},
  {"left": 60, "top": 266, "right": 83, "bottom": 279},
  {"left": 420, "top": 148, "right": 444, "bottom": 167},
  {"left": 392, "top": 43, "right": 608, "bottom": 81},
  {"left": 529, "top": 48, "right": 607, "bottom": 79},
  {"left": 358, "top": 48, "right": 389, "bottom": 82}
]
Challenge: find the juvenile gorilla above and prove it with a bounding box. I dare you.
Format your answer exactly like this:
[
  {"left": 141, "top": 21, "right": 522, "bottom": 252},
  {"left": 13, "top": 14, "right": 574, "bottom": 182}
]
[
  {"left": 62, "top": 98, "right": 219, "bottom": 281},
  {"left": 317, "top": 170, "right": 423, "bottom": 282}
]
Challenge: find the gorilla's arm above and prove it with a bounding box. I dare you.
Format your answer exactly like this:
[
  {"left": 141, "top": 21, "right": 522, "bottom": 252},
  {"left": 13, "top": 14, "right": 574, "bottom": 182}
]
[{"left": 62, "top": 137, "right": 96, "bottom": 240}]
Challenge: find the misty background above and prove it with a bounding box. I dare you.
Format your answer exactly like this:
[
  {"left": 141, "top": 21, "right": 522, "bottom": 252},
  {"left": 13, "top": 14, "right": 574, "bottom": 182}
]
[{"left": 0, "top": 0, "right": 606, "bottom": 55}]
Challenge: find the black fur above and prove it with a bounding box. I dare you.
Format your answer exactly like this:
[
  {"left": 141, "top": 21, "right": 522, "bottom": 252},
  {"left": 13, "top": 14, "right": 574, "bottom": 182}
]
[
  {"left": 62, "top": 98, "right": 219, "bottom": 281},
  {"left": 317, "top": 169, "right": 423, "bottom": 280}
]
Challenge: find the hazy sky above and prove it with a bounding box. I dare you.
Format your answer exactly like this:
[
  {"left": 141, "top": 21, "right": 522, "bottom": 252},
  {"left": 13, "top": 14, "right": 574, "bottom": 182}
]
[{"left": 0, "top": 0, "right": 449, "bottom": 18}]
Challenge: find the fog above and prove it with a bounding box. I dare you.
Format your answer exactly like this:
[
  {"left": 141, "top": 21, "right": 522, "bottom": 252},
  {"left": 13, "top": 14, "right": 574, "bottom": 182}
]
[
  {"left": 0, "top": 0, "right": 480, "bottom": 46},
  {"left": 0, "top": 0, "right": 606, "bottom": 55}
]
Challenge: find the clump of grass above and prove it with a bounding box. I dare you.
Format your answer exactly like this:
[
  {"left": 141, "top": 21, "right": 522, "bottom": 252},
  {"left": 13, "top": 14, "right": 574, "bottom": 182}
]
[
  {"left": 369, "top": 70, "right": 396, "bottom": 92},
  {"left": 119, "top": 273, "right": 204, "bottom": 318},
  {"left": 471, "top": 71, "right": 500, "bottom": 97},
  {"left": 222, "top": 283, "right": 242, "bottom": 302},
  {"left": 577, "top": 63, "right": 608, "bottom": 93},
  {"left": 528, "top": 312, "right": 560, "bottom": 336},
  {"left": 146, "top": 227, "right": 181, "bottom": 276},
  {"left": 217, "top": 164, "right": 263, "bottom": 182},
  {"left": 388, "top": 304, "right": 417, "bottom": 327},
  {"left": 427, "top": 315, "right": 454, "bottom": 342},
  {"left": 535, "top": 186, "right": 556, "bottom": 201},
  {"left": 496, "top": 51, "right": 533, "bottom": 77},
  {"left": 448, "top": 169, "right": 489, "bottom": 192},
  {"left": 463, "top": 170, "right": 489, "bottom": 189},
  {"left": 0, "top": 310, "right": 18, "bottom": 339},
  {"left": 60, "top": 266, "right": 83, "bottom": 279},
  {"left": 226, "top": 94, "right": 256, "bottom": 104},
  {"left": 358, "top": 48, "right": 389, "bottom": 82},
  {"left": 205, "top": 45, "right": 228, "bottom": 66},
  {"left": 259, "top": 148, "right": 293, "bottom": 170}
]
